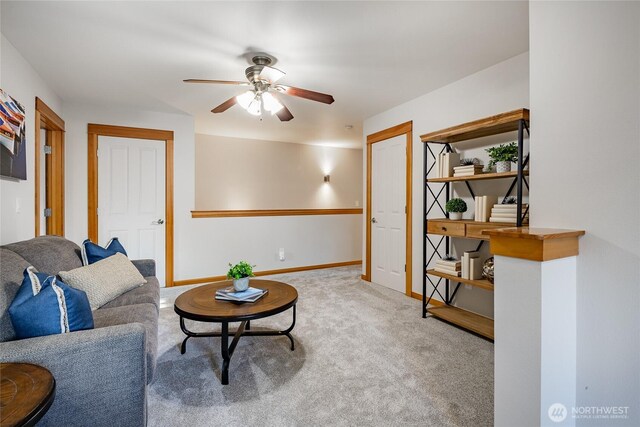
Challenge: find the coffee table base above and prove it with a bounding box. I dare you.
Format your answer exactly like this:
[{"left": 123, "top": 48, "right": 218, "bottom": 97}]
[{"left": 179, "top": 305, "right": 296, "bottom": 385}]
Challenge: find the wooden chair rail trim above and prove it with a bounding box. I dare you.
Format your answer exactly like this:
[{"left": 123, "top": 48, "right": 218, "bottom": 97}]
[
  {"left": 191, "top": 208, "right": 363, "bottom": 218},
  {"left": 174, "top": 260, "right": 362, "bottom": 286}
]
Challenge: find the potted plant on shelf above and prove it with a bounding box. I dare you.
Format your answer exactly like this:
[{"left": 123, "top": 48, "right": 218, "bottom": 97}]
[
  {"left": 486, "top": 142, "right": 518, "bottom": 173},
  {"left": 445, "top": 198, "right": 467, "bottom": 220},
  {"left": 227, "top": 261, "right": 255, "bottom": 292}
]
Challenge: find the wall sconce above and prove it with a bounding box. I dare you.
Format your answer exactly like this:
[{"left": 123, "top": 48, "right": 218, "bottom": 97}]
[{"left": 323, "top": 175, "right": 330, "bottom": 183}]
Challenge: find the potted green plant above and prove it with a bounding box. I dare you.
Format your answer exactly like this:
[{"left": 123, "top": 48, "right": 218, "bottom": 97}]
[
  {"left": 445, "top": 198, "right": 467, "bottom": 220},
  {"left": 486, "top": 142, "right": 518, "bottom": 173},
  {"left": 227, "top": 261, "right": 255, "bottom": 292}
]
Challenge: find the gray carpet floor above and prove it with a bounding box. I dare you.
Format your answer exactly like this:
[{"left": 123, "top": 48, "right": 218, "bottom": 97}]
[{"left": 149, "top": 266, "right": 494, "bottom": 426}]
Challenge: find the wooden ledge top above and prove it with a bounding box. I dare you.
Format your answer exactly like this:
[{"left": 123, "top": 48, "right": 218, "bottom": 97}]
[
  {"left": 484, "top": 227, "right": 585, "bottom": 262},
  {"left": 482, "top": 227, "right": 585, "bottom": 240}
]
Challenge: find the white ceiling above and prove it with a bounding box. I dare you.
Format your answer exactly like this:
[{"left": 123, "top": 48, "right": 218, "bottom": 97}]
[{"left": 1, "top": 1, "right": 528, "bottom": 148}]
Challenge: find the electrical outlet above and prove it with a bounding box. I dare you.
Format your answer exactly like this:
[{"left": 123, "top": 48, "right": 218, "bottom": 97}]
[
  {"left": 355, "top": 200, "right": 360, "bottom": 207},
  {"left": 15, "top": 198, "right": 21, "bottom": 214},
  {"left": 278, "top": 248, "right": 285, "bottom": 261},
  {"left": 464, "top": 284, "right": 472, "bottom": 290}
]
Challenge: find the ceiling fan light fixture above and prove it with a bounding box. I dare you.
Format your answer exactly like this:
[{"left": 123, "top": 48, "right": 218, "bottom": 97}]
[
  {"left": 236, "top": 90, "right": 255, "bottom": 109},
  {"left": 246, "top": 97, "right": 262, "bottom": 116},
  {"left": 262, "top": 92, "right": 284, "bottom": 114},
  {"left": 187, "top": 54, "right": 333, "bottom": 122}
]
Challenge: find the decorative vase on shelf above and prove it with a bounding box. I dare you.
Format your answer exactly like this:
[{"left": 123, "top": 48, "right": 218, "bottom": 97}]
[
  {"left": 482, "top": 257, "right": 495, "bottom": 283},
  {"left": 233, "top": 277, "right": 250, "bottom": 292},
  {"left": 449, "top": 212, "right": 463, "bottom": 220},
  {"left": 496, "top": 161, "right": 511, "bottom": 173}
]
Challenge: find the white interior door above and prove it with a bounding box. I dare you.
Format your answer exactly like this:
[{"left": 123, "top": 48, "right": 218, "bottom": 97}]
[
  {"left": 371, "top": 135, "right": 406, "bottom": 293},
  {"left": 98, "top": 136, "right": 166, "bottom": 285}
]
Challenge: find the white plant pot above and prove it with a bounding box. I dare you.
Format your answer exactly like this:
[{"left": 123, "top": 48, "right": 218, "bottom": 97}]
[
  {"left": 449, "top": 212, "right": 463, "bottom": 220},
  {"left": 233, "top": 277, "right": 250, "bottom": 292},
  {"left": 496, "top": 161, "right": 512, "bottom": 173}
]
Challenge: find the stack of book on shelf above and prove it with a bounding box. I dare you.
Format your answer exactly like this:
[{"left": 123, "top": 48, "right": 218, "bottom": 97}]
[
  {"left": 215, "top": 286, "right": 268, "bottom": 303},
  {"left": 461, "top": 251, "right": 483, "bottom": 280},
  {"left": 489, "top": 203, "right": 529, "bottom": 224},
  {"left": 435, "top": 152, "right": 460, "bottom": 178},
  {"left": 434, "top": 259, "right": 461, "bottom": 277},
  {"left": 453, "top": 164, "right": 484, "bottom": 177},
  {"left": 474, "top": 195, "right": 498, "bottom": 222}
]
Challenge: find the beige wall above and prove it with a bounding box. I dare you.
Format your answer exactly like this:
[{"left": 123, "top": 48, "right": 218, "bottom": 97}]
[{"left": 195, "top": 134, "right": 363, "bottom": 210}]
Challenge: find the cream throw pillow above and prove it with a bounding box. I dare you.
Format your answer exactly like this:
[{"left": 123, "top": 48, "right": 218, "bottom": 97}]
[{"left": 60, "top": 253, "right": 147, "bottom": 310}]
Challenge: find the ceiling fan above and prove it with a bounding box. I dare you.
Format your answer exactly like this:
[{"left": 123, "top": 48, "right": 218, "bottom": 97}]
[{"left": 184, "top": 55, "right": 334, "bottom": 121}]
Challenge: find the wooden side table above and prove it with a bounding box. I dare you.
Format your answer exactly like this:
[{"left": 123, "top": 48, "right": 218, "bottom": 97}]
[{"left": 0, "top": 363, "right": 56, "bottom": 427}]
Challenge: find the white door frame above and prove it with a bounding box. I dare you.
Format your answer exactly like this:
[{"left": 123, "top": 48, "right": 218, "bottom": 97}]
[
  {"left": 87, "top": 124, "right": 174, "bottom": 286},
  {"left": 365, "top": 121, "right": 413, "bottom": 296}
]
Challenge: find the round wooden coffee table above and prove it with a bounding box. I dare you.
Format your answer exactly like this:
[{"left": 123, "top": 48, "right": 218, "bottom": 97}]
[
  {"left": 0, "top": 363, "right": 56, "bottom": 427},
  {"left": 174, "top": 279, "right": 298, "bottom": 385}
]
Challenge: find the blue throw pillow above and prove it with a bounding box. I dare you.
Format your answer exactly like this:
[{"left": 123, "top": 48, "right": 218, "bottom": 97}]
[
  {"left": 81, "top": 237, "right": 127, "bottom": 265},
  {"left": 8, "top": 267, "right": 94, "bottom": 339}
]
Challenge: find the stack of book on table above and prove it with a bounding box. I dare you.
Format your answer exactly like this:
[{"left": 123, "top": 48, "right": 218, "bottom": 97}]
[
  {"left": 453, "top": 164, "right": 484, "bottom": 177},
  {"left": 474, "top": 195, "right": 498, "bottom": 222},
  {"left": 461, "top": 251, "right": 483, "bottom": 280},
  {"left": 434, "top": 259, "right": 461, "bottom": 277},
  {"left": 489, "top": 203, "right": 529, "bottom": 224},
  {"left": 435, "top": 152, "right": 460, "bottom": 178},
  {"left": 215, "top": 286, "right": 268, "bottom": 303}
]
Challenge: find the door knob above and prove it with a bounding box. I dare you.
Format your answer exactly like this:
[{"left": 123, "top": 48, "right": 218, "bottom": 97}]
[
  {"left": 152, "top": 219, "right": 164, "bottom": 225},
  {"left": 371, "top": 217, "right": 377, "bottom": 223}
]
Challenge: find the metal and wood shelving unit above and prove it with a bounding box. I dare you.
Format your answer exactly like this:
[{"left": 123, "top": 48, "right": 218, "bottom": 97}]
[{"left": 421, "top": 109, "right": 530, "bottom": 340}]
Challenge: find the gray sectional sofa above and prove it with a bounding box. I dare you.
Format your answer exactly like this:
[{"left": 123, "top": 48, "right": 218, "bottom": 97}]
[{"left": 0, "top": 236, "right": 159, "bottom": 427}]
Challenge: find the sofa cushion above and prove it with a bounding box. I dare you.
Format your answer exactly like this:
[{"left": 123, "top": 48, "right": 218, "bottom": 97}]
[
  {"left": 59, "top": 253, "right": 146, "bottom": 310},
  {"left": 130, "top": 259, "right": 156, "bottom": 278},
  {"left": 9, "top": 267, "right": 94, "bottom": 339},
  {"left": 0, "top": 248, "right": 30, "bottom": 342},
  {"left": 3, "top": 236, "right": 83, "bottom": 275},
  {"left": 81, "top": 237, "right": 127, "bottom": 266},
  {"left": 93, "top": 303, "right": 158, "bottom": 383},
  {"left": 101, "top": 276, "right": 160, "bottom": 312}
]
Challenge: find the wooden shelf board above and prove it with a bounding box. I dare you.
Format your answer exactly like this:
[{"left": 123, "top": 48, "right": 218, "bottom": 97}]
[
  {"left": 428, "top": 305, "right": 494, "bottom": 340},
  {"left": 420, "top": 108, "right": 529, "bottom": 144},
  {"left": 427, "top": 170, "right": 528, "bottom": 183},
  {"left": 426, "top": 269, "right": 494, "bottom": 291}
]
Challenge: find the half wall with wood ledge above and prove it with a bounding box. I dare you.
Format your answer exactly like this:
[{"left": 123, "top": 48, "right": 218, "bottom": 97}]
[{"left": 484, "top": 227, "right": 585, "bottom": 427}]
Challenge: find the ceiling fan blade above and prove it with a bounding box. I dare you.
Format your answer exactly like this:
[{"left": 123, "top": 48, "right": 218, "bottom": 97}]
[
  {"left": 211, "top": 96, "right": 237, "bottom": 113},
  {"left": 277, "top": 85, "right": 335, "bottom": 104},
  {"left": 184, "top": 79, "right": 249, "bottom": 85},
  {"left": 258, "top": 66, "right": 285, "bottom": 83},
  {"left": 276, "top": 102, "right": 294, "bottom": 122}
]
